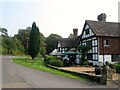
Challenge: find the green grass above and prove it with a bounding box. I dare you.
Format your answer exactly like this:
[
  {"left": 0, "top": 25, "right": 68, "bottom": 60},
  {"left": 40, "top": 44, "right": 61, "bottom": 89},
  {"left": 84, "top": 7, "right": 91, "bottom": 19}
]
[{"left": 12, "top": 56, "right": 93, "bottom": 81}]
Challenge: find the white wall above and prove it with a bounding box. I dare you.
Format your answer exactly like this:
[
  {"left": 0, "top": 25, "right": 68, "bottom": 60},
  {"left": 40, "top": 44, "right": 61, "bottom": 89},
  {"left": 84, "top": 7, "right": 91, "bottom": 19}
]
[
  {"left": 88, "top": 60, "right": 99, "bottom": 66},
  {"left": 88, "top": 55, "right": 112, "bottom": 66},
  {"left": 99, "top": 55, "right": 111, "bottom": 63}
]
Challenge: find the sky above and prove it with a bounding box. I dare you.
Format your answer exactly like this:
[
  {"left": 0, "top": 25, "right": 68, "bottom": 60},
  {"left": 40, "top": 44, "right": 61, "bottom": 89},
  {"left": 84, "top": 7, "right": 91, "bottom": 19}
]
[{"left": 1, "top": 0, "right": 120, "bottom": 38}]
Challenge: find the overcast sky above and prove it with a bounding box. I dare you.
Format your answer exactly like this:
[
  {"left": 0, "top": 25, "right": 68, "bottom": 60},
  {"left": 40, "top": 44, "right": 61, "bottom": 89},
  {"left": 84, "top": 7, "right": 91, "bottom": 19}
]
[{"left": 1, "top": 0, "right": 120, "bottom": 38}]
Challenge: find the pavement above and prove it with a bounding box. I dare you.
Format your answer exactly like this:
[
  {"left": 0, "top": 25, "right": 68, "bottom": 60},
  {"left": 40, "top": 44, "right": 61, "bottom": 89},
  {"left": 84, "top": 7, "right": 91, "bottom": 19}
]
[{"left": 1, "top": 56, "right": 119, "bottom": 88}]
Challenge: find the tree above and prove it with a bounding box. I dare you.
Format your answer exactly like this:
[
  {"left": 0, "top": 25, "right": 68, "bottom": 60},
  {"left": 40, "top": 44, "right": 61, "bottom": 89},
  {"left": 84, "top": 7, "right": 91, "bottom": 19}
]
[
  {"left": 2, "top": 36, "right": 14, "bottom": 54},
  {"left": 77, "top": 45, "right": 91, "bottom": 64},
  {"left": 12, "top": 38, "right": 25, "bottom": 55},
  {"left": 39, "top": 33, "right": 46, "bottom": 56},
  {"left": 15, "top": 27, "right": 31, "bottom": 53},
  {"left": 28, "top": 22, "right": 40, "bottom": 59},
  {"left": 0, "top": 27, "right": 8, "bottom": 36},
  {"left": 45, "top": 34, "right": 62, "bottom": 54}
]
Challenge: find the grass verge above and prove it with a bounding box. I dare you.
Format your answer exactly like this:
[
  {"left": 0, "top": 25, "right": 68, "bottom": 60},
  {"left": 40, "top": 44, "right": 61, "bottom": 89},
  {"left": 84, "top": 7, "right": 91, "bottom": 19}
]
[{"left": 12, "top": 56, "right": 94, "bottom": 81}]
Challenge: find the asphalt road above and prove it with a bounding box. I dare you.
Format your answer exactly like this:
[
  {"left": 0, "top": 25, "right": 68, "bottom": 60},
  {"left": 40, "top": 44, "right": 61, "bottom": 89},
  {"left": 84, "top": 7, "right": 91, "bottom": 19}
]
[{"left": 1, "top": 56, "right": 119, "bottom": 88}]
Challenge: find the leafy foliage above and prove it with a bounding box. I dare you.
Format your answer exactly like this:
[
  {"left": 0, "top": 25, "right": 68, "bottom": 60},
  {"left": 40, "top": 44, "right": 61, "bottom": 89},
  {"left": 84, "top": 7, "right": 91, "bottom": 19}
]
[
  {"left": 1, "top": 34, "right": 24, "bottom": 55},
  {"left": 14, "top": 27, "right": 31, "bottom": 53},
  {"left": 77, "top": 45, "right": 91, "bottom": 64},
  {"left": 45, "top": 55, "right": 57, "bottom": 63},
  {"left": 28, "top": 22, "right": 40, "bottom": 59},
  {"left": 0, "top": 27, "right": 8, "bottom": 36},
  {"left": 114, "top": 63, "right": 120, "bottom": 74},
  {"left": 48, "top": 59, "right": 64, "bottom": 67},
  {"left": 46, "top": 55, "right": 63, "bottom": 67},
  {"left": 45, "top": 34, "right": 62, "bottom": 54},
  {"left": 12, "top": 38, "right": 25, "bottom": 55},
  {"left": 83, "top": 61, "right": 89, "bottom": 65},
  {"left": 39, "top": 33, "right": 46, "bottom": 56}
]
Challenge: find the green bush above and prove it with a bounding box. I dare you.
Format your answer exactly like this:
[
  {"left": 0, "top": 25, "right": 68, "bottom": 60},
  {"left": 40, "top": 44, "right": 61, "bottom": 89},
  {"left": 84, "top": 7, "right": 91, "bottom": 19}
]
[
  {"left": 83, "top": 61, "right": 89, "bottom": 66},
  {"left": 88, "top": 62, "right": 93, "bottom": 66},
  {"left": 114, "top": 63, "right": 120, "bottom": 74},
  {"left": 48, "top": 59, "right": 64, "bottom": 67},
  {"left": 46, "top": 56, "right": 56, "bottom": 63}
]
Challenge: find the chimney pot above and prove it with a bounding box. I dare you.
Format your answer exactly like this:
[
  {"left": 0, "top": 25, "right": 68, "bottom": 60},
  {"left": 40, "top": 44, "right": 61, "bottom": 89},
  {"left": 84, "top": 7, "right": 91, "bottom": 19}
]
[{"left": 97, "top": 13, "right": 106, "bottom": 21}]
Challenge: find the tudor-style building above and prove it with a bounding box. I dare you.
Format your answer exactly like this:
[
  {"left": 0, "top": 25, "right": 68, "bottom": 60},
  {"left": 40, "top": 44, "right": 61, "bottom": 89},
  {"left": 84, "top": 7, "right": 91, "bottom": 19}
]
[
  {"left": 81, "top": 20, "right": 120, "bottom": 65},
  {"left": 57, "top": 29, "right": 81, "bottom": 53}
]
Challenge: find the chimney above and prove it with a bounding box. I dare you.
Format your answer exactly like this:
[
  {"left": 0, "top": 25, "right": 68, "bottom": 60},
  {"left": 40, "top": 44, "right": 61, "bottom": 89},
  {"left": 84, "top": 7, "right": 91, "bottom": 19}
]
[
  {"left": 73, "top": 28, "right": 78, "bottom": 37},
  {"left": 97, "top": 13, "right": 106, "bottom": 21}
]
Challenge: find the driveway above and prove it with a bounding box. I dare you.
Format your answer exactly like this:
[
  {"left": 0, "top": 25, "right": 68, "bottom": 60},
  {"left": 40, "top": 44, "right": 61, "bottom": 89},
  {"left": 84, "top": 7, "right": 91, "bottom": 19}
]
[{"left": 1, "top": 56, "right": 119, "bottom": 88}]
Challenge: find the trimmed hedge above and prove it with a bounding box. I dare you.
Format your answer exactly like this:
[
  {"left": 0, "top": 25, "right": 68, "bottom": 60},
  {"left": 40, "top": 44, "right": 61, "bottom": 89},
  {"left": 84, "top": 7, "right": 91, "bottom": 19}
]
[
  {"left": 83, "top": 61, "right": 89, "bottom": 65},
  {"left": 45, "top": 56, "right": 56, "bottom": 63},
  {"left": 48, "top": 59, "right": 64, "bottom": 67},
  {"left": 45, "top": 55, "right": 64, "bottom": 67}
]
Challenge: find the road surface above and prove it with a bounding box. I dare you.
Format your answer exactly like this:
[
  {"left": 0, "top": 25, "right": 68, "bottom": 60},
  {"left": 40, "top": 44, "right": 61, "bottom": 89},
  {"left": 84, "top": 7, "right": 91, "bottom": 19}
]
[{"left": 1, "top": 56, "right": 119, "bottom": 88}]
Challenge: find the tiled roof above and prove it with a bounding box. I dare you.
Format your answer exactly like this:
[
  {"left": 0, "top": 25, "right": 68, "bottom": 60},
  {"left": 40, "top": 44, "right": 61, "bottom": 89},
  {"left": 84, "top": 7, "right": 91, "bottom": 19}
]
[{"left": 86, "top": 20, "right": 120, "bottom": 37}]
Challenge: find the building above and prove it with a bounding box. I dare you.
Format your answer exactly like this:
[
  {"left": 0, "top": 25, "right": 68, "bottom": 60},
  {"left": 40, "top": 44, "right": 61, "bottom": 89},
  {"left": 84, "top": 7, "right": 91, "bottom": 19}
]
[
  {"left": 80, "top": 20, "right": 120, "bottom": 65},
  {"left": 55, "top": 29, "right": 81, "bottom": 65},
  {"left": 57, "top": 29, "right": 81, "bottom": 53}
]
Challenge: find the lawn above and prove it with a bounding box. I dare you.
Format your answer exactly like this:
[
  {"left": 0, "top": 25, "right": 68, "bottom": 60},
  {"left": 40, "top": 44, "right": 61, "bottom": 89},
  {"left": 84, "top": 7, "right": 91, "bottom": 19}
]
[{"left": 12, "top": 56, "right": 92, "bottom": 81}]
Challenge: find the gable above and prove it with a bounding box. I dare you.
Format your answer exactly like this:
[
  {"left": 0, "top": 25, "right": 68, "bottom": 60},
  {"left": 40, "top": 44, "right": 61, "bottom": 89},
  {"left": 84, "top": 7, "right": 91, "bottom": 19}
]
[{"left": 81, "top": 21, "right": 95, "bottom": 39}]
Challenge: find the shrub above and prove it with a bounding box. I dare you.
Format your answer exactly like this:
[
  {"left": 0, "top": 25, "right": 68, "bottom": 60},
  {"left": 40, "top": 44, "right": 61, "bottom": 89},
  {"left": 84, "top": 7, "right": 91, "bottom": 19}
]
[
  {"left": 114, "top": 63, "right": 120, "bottom": 74},
  {"left": 45, "top": 56, "right": 56, "bottom": 63},
  {"left": 88, "top": 62, "right": 93, "bottom": 66},
  {"left": 48, "top": 59, "right": 64, "bottom": 67},
  {"left": 83, "top": 61, "right": 89, "bottom": 66}
]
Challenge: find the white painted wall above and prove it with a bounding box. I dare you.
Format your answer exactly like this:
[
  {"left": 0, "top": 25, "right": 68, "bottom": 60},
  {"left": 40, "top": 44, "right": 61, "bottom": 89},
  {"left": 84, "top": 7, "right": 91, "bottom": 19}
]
[
  {"left": 82, "top": 24, "right": 95, "bottom": 39},
  {"left": 88, "top": 60, "right": 99, "bottom": 66},
  {"left": 85, "top": 25, "right": 89, "bottom": 29},
  {"left": 99, "top": 55, "right": 111, "bottom": 63}
]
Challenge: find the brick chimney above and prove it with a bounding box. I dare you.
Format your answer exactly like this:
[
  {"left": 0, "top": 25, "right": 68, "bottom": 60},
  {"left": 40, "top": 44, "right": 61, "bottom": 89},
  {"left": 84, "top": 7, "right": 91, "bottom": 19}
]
[
  {"left": 73, "top": 28, "right": 78, "bottom": 37},
  {"left": 97, "top": 13, "right": 106, "bottom": 21}
]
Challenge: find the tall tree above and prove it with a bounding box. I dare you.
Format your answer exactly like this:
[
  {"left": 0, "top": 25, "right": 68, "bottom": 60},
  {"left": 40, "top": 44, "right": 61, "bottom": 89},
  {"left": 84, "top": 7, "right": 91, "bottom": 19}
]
[
  {"left": 15, "top": 27, "right": 31, "bottom": 53},
  {"left": 28, "top": 22, "right": 40, "bottom": 59},
  {"left": 12, "top": 38, "right": 25, "bottom": 55},
  {"left": 45, "top": 34, "right": 62, "bottom": 54},
  {"left": 2, "top": 36, "right": 13, "bottom": 54}
]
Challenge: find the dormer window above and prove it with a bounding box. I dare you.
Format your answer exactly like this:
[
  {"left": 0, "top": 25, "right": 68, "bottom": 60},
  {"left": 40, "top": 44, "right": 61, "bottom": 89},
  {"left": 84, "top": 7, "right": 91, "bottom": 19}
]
[{"left": 85, "top": 29, "right": 89, "bottom": 35}]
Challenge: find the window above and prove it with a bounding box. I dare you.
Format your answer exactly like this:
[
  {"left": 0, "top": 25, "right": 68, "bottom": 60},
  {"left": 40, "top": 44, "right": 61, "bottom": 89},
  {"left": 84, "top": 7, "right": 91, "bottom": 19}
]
[
  {"left": 85, "top": 29, "right": 89, "bottom": 35},
  {"left": 87, "top": 54, "right": 93, "bottom": 60},
  {"left": 92, "top": 40, "right": 97, "bottom": 46},
  {"left": 86, "top": 41, "right": 92, "bottom": 47},
  {"left": 93, "top": 54, "right": 98, "bottom": 61},
  {"left": 93, "top": 47, "right": 98, "bottom": 53},
  {"left": 112, "top": 54, "right": 120, "bottom": 62},
  {"left": 104, "top": 40, "right": 110, "bottom": 47}
]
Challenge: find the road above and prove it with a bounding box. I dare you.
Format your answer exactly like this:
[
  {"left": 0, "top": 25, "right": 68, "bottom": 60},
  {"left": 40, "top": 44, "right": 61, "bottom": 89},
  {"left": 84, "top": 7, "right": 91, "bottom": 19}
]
[{"left": 1, "top": 56, "right": 119, "bottom": 88}]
